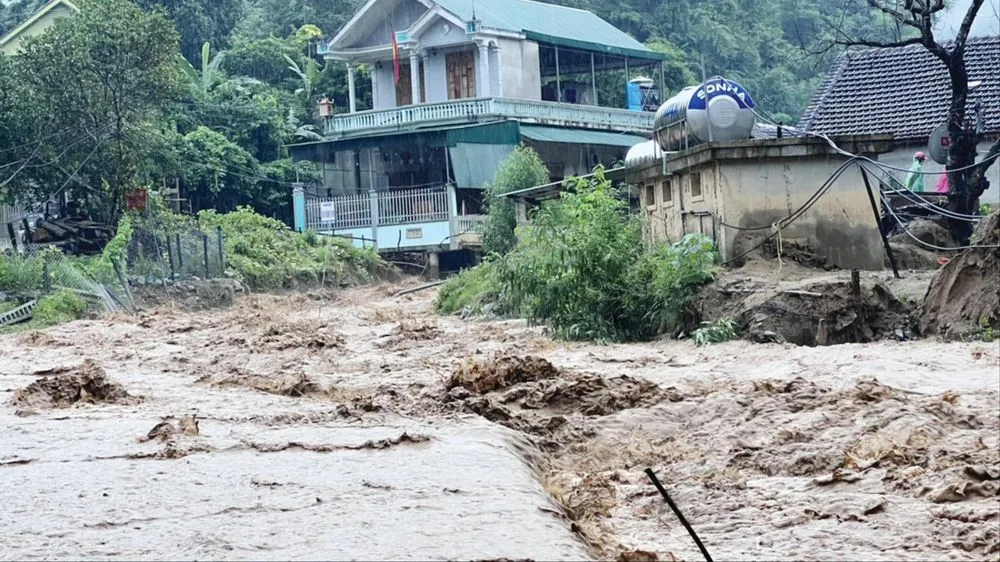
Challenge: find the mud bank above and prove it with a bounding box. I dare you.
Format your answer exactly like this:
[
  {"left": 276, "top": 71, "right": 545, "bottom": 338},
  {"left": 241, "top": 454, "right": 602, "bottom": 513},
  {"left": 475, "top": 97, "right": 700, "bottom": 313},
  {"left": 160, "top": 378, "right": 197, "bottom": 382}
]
[
  {"left": 691, "top": 261, "right": 941, "bottom": 346},
  {"left": 2, "top": 282, "right": 998, "bottom": 560}
]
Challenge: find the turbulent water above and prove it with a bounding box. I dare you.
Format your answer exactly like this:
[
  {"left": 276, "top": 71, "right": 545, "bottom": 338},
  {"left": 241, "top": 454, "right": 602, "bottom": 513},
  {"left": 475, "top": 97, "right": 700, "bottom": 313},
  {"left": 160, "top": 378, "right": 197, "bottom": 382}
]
[{"left": 1, "top": 283, "right": 998, "bottom": 561}]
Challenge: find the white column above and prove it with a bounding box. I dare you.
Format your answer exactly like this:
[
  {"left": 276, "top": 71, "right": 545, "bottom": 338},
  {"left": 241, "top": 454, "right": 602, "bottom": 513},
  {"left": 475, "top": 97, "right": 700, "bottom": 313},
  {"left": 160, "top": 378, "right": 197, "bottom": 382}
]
[
  {"left": 346, "top": 63, "right": 357, "bottom": 113},
  {"left": 372, "top": 66, "right": 379, "bottom": 110},
  {"left": 493, "top": 44, "right": 504, "bottom": 97},
  {"left": 409, "top": 51, "right": 420, "bottom": 105},
  {"left": 420, "top": 49, "right": 431, "bottom": 103},
  {"left": 477, "top": 41, "right": 490, "bottom": 97}
]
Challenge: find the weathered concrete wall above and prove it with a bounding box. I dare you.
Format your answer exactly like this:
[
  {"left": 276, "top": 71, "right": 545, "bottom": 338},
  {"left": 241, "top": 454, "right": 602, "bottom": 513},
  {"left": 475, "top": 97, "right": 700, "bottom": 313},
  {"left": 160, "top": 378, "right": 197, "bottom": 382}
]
[
  {"left": 627, "top": 137, "right": 894, "bottom": 271},
  {"left": 880, "top": 140, "right": 1000, "bottom": 205},
  {"left": 716, "top": 156, "right": 883, "bottom": 270}
]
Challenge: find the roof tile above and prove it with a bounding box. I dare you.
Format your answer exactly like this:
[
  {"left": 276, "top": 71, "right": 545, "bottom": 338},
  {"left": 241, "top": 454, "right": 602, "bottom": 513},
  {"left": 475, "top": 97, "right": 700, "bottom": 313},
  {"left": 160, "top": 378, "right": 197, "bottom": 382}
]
[{"left": 797, "top": 36, "right": 1000, "bottom": 140}]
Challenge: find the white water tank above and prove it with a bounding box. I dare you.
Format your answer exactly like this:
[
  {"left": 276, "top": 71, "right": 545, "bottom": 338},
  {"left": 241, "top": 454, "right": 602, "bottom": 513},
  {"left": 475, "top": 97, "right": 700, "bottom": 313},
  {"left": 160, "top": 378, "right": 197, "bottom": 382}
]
[{"left": 653, "top": 76, "right": 757, "bottom": 151}]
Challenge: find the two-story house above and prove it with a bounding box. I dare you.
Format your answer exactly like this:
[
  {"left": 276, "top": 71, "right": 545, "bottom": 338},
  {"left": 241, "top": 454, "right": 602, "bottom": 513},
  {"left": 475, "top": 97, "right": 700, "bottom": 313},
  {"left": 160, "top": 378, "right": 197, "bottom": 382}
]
[{"left": 289, "top": 0, "right": 665, "bottom": 265}]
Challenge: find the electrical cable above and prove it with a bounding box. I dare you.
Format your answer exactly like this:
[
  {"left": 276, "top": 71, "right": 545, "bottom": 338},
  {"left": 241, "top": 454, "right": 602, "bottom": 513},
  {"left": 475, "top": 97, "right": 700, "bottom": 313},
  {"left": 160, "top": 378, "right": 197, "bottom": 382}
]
[
  {"left": 867, "top": 166, "right": 983, "bottom": 221},
  {"left": 720, "top": 157, "right": 861, "bottom": 265},
  {"left": 745, "top": 102, "right": 998, "bottom": 176},
  {"left": 878, "top": 188, "right": 1000, "bottom": 251}
]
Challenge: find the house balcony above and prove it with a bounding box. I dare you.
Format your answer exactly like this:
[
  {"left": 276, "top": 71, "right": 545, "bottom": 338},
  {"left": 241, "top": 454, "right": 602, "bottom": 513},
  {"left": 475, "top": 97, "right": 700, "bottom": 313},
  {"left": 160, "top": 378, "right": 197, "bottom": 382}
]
[
  {"left": 295, "top": 184, "right": 486, "bottom": 253},
  {"left": 324, "top": 97, "right": 655, "bottom": 138}
]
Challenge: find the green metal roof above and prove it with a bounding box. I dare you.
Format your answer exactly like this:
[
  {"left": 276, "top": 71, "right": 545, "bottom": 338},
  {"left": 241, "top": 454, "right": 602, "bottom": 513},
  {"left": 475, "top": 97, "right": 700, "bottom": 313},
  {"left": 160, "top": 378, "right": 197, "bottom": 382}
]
[
  {"left": 519, "top": 125, "right": 647, "bottom": 148},
  {"left": 433, "top": 0, "right": 663, "bottom": 61}
]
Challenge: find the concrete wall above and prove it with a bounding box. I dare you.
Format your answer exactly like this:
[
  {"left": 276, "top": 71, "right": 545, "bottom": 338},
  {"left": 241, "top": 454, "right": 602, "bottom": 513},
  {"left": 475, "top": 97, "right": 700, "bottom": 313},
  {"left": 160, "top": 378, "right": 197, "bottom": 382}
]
[
  {"left": 0, "top": 4, "right": 75, "bottom": 55},
  {"left": 498, "top": 38, "right": 541, "bottom": 100},
  {"left": 355, "top": 0, "right": 426, "bottom": 48},
  {"left": 628, "top": 139, "right": 892, "bottom": 271},
  {"left": 880, "top": 139, "right": 1000, "bottom": 205},
  {"left": 332, "top": 221, "right": 450, "bottom": 250},
  {"left": 715, "top": 156, "right": 883, "bottom": 270},
  {"left": 372, "top": 62, "right": 397, "bottom": 109}
]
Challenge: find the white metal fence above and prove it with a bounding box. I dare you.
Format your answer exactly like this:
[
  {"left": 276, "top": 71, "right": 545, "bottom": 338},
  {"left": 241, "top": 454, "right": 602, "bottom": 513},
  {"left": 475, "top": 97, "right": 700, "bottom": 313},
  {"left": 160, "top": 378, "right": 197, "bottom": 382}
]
[
  {"left": 1, "top": 204, "right": 25, "bottom": 250},
  {"left": 305, "top": 187, "right": 450, "bottom": 231}
]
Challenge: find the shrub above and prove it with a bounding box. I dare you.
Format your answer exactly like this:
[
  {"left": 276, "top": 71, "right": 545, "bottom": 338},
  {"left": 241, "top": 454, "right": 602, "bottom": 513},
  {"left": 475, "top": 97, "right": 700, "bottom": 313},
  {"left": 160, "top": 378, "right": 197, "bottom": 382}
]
[
  {"left": 436, "top": 261, "right": 504, "bottom": 316},
  {"left": 482, "top": 144, "right": 550, "bottom": 257},
  {"left": 440, "top": 167, "right": 719, "bottom": 342},
  {"left": 692, "top": 318, "right": 739, "bottom": 345},
  {"left": 196, "top": 206, "right": 383, "bottom": 290},
  {"left": 32, "top": 290, "right": 88, "bottom": 326}
]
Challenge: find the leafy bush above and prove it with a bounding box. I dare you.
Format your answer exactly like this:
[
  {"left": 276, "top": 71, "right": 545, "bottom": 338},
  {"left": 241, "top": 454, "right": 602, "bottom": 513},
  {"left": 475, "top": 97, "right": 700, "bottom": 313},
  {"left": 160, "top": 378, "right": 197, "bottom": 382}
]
[
  {"left": 482, "top": 145, "right": 549, "bottom": 257},
  {"left": 196, "top": 206, "right": 382, "bottom": 289},
  {"left": 439, "top": 167, "right": 719, "bottom": 342},
  {"left": 32, "top": 290, "right": 88, "bottom": 326},
  {"left": 692, "top": 318, "right": 739, "bottom": 345},
  {"left": 0, "top": 252, "right": 46, "bottom": 293},
  {"left": 436, "top": 261, "right": 504, "bottom": 316}
]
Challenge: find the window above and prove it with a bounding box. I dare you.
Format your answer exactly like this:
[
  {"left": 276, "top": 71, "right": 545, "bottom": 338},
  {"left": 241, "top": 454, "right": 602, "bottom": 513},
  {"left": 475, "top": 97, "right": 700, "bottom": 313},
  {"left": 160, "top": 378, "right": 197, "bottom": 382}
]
[
  {"left": 644, "top": 184, "right": 655, "bottom": 206},
  {"left": 661, "top": 179, "right": 672, "bottom": 205},
  {"left": 690, "top": 172, "right": 703, "bottom": 198}
]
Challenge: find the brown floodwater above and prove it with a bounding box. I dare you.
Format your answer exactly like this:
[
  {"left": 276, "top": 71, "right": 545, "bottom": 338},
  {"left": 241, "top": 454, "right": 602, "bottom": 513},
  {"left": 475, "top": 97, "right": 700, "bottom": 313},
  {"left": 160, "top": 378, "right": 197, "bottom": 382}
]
[{"left": 1, "top": 283, "right": 998, "bottom": 561}]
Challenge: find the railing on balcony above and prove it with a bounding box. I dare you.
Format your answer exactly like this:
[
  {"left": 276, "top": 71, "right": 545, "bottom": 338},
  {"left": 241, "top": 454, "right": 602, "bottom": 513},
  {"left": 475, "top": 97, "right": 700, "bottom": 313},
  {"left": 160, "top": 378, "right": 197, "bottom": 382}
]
[
  {"left": 304, "top": 187, "right": 450, "bottom": 232},
  {"left": 324, "top": 97, "right": 655, "bottom": 137}
]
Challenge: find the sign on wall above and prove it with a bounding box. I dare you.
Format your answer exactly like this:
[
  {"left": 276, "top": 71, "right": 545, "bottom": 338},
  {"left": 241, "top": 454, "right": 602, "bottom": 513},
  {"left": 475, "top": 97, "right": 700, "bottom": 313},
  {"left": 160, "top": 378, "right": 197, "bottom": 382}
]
[{"left": 319, "top": 201, "right": 337, "bottom": 224}]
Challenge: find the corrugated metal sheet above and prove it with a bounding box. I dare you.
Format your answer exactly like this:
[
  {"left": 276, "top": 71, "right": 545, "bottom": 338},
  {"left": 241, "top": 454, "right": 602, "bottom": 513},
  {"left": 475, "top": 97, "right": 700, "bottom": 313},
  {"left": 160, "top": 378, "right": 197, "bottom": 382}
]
[
  {"left": 449, "top": 143, "right": 516, "bottom": 188},
  {"left": 519, "top": 125, "right": 647, "bottom": 148},
  {"left": 433, "top": 0, "right": 662, "bottom": 60}
]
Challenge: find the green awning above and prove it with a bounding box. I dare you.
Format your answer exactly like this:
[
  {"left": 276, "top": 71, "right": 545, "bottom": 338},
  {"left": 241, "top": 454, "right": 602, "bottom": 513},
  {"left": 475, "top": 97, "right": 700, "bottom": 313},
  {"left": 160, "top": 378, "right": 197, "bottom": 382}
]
[{"left": 519, "top": 125, "right": 648, "bottom": 148}]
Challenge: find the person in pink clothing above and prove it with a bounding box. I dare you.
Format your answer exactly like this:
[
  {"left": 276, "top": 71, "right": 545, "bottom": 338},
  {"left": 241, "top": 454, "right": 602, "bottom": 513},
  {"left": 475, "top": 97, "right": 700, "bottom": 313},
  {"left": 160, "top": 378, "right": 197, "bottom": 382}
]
[{"left": 935, "top": 170, "right": 949, "bottom": 193}]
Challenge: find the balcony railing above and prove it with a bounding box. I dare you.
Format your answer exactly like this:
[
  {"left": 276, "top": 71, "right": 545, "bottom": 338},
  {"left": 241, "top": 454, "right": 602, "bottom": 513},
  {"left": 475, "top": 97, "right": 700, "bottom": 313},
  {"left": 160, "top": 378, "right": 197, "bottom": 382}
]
[
  {"left": 305, "top": 187, "right": 450, "bottom": 231},
  {"left": 324, "top": 97, "right": 655, "bottom": 137}
]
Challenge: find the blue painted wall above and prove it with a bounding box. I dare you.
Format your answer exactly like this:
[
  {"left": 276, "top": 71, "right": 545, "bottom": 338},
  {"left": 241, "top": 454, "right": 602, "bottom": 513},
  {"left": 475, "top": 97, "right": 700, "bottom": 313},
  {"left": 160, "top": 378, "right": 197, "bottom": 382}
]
[{"left": 329, "top": 221, "right": 452, "bottom": 251}]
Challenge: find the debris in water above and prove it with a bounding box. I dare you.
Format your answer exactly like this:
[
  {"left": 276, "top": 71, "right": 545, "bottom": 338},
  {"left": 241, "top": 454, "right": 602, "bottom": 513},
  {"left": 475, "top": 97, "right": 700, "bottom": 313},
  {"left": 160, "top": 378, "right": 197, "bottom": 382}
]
[
  {"left": 10, "top": 360, "right": 137, "bottom": 409},
  {"left": 448, "top": 353, "right": 559, "bottom": 394},
  {"left": 139, "top": 414, "right": 200, "bottom": 443}
]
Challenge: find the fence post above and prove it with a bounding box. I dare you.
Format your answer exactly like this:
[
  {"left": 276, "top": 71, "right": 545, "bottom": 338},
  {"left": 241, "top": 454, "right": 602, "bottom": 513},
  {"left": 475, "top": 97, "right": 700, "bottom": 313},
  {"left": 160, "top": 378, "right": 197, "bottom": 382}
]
[
  {"left": 42, "top": 255, "right": 51, "bottom": 294},
  {"left": 446, "top": 182, "right": 459, "bottom": 251},
  {"left": 202, "top": 233, "right": 210, "bottom": 278},
  {"left": 175, "top": 233, "right": 183, "bottom": 273},
  {"left": 166, "top": 235, "right": 176, "bottom": 281},
  {"left": 292, "top": 183, "right": 306, "bottom": 232},
  {"left": 368, "top": 189, "right": 379, "bottom": 250},
  {"left": 216, "top": 226, "right": 225, "bottom": 275}
]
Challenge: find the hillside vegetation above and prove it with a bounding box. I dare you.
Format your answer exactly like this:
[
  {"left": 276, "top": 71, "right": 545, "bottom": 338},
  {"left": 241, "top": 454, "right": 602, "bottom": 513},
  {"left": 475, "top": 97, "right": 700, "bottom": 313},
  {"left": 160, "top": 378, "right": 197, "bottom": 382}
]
[{"left": 1, "top": 0, "right": 901, "bottom": 228}]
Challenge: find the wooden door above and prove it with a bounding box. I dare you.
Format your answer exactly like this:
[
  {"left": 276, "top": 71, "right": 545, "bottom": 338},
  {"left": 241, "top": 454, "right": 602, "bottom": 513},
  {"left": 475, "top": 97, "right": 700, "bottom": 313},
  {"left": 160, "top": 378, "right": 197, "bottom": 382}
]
[
  {"left": 396, "top": 63, "right": 412, "bottom": 106},
  {"left": 446, "top": 51, "right": 476, "bottom": 99}
]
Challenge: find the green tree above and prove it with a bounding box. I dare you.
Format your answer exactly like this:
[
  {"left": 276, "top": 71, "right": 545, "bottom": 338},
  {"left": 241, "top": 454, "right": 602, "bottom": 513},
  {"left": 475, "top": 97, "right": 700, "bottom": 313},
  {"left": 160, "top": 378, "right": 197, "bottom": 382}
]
[
  {"left": 8, "top": 0, "right": 184, "bottom": 222},
  {"left": 134, "top": 0, "right": 245, "bottom": 64},
  {"left": 482, "top": 145, "right": 550, "bottom": 257}
]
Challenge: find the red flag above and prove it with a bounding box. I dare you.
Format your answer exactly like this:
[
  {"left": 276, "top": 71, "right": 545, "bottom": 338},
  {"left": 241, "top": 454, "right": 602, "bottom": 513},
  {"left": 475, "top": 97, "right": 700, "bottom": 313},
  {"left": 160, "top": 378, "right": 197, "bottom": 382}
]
[{"left": 391, "top": 32, "right": 401, "bottom": 85}]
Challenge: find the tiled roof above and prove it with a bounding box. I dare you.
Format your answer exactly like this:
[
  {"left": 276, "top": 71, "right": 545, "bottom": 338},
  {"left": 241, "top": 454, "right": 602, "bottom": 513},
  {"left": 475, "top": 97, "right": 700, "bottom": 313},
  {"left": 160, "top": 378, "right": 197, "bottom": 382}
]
[
  {"left": 433, "top": 0, "right": 660, "bottom": 59},
  {"left": 797, "top": 36, "right": 1000, "bottom": 140}
]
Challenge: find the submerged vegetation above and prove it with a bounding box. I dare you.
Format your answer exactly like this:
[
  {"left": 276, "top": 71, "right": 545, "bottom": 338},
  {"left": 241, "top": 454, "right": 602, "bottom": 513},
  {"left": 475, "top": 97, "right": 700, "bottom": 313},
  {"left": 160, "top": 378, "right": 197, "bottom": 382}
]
[{"left": 438, "top": 167, "right": 719, "bottom": 342}]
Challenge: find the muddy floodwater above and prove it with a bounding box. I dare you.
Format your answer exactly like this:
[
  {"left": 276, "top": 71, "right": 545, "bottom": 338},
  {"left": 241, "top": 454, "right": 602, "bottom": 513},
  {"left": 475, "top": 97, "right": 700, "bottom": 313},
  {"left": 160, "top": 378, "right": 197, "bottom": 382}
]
[{"left": 1, "top": 283, "right": 998, "bottom": 561}]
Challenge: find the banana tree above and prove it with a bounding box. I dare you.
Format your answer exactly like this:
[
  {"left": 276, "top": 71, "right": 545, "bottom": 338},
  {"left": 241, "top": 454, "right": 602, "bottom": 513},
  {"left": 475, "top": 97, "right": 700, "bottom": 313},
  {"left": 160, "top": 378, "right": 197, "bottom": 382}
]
[
  {"left": 283, "top": 54, "right": 321, "bottom": 112},
  {"left": 180, "top": 42, "right": 227, "bottom": 95}
]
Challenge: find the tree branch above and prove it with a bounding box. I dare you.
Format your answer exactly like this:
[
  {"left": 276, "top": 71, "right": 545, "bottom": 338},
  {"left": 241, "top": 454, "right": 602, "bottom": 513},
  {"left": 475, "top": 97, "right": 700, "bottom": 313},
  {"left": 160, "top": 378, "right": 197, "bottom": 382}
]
[
  {"left": 866, "top": 0, "right": 922, "bottom": 28},
  {"left": 833, "top": 36, "right": 925, "bottom": 48},
  {"left": 955, "top": 0, "right": 987, "bottom": 49}
]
